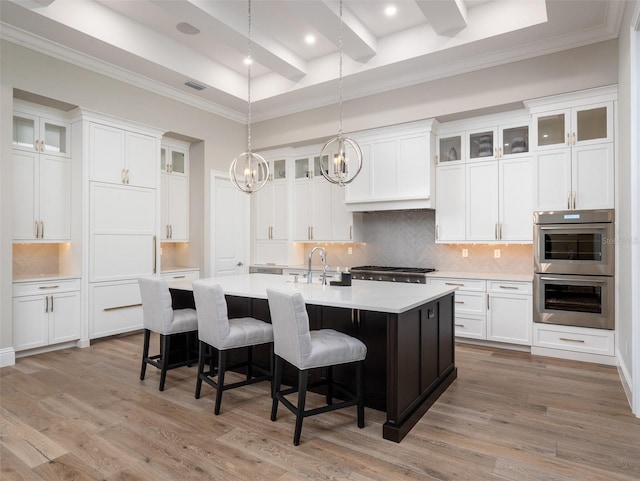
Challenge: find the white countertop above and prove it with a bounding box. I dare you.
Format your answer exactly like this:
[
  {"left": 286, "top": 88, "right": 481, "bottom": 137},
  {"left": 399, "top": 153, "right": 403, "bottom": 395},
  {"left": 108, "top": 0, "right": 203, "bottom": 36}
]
[
  {"left": 168, "top": 273, "right": 456, "bottom": 314},
  {"left": 426, "top": 271, "right": 533, "bottom": 282},
  {"left": 13, "top": 274, "right": 80, "bottom": 283}
]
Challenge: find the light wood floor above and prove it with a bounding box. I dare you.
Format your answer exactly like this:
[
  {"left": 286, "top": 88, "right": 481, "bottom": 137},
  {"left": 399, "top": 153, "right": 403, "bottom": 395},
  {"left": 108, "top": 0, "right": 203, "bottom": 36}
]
[{"left": 1, "top": 333, "right": 639, "bottom": 481}]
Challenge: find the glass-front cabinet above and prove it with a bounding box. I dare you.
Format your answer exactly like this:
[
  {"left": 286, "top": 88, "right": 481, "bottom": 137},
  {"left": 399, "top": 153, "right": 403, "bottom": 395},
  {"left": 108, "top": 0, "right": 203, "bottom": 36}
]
[
  {"left": 294, "top": 154, "right": 325, "bottom": 180},
  {"left": 436, "top": 132, "right": 464, "bottom": 164},
  {"left": 161, "top": 146, "right": 187, "bottom": 175},
  {"left": 501, "top": 124, "right": 530, "bottom": 157},
  {"left": 532, "top": 102, "right": 613, "bottom": 150},
  {"left": 468, "top": 128, "right": 497, "bottom": 161},
  {"left": 13, "top": 111, "right": 70, "bottom": 157}
]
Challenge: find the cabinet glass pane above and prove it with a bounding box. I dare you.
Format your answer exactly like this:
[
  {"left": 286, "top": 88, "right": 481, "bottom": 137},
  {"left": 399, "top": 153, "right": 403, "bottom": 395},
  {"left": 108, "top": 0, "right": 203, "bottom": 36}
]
[
  {"left": 469, "top": 131, "right": 494, "bottom": 159},
  {"left": 576, "top": 107, "right": 607, "bottom": 142},
  {"left": 171, "top": 150, "right": 186, "bottom": 173},
  {"left": 502, "top": 126, "right": 529, "bottom": 155},
  {"left": 439, "top": 136, "right": 461, "bottom": 162},
  {"left": 272, "top": 159, "right": 286, "bottom": 180},
  {"left": 160, "top": 147, "right": 167, "bottom": 171},
  {"left": 537, "top": 113, "right": 565, "bottom": 146},
  {"left": 13, "top": 116, "right": 35, "bottom": 149},
  {"left": 43, "top": 121, "right": 67, "bottom": 154},
  {"left": 314, "top": 155, "right": 329, "bottom": 177},
  {"left": 295, "top": 158, "right": 309, "bottom": 179}
]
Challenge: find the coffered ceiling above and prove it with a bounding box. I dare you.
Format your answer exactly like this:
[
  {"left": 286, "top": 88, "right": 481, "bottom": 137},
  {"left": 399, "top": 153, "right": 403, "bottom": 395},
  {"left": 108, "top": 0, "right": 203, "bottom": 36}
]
[{"left": 0, "top": 0, "right": 625, "bottom": 122}]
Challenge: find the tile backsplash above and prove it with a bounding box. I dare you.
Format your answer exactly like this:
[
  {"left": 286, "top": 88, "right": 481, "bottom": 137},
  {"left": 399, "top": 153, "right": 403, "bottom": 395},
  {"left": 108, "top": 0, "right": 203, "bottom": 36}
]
[
  {"left": 13, "top": 243, "right": 63, "bottom": 278},
  {"left": 304, "top": 209, "right": 533, "bottom": 274}
]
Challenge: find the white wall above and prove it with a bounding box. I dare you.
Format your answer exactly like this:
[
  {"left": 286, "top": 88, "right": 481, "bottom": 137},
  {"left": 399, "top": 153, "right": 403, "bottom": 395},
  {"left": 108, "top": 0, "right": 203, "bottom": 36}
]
[
  {"left": 253, "top": 40, "right": 618, "bottom": 149},
  {"left": 0, "top": 40, "right": 246, "bottom": 352}
]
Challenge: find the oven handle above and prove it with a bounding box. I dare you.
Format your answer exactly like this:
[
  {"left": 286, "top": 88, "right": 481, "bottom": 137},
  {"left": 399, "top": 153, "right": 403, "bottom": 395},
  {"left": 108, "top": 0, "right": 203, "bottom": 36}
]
[
  {"left": 536, "top": 223, "right": 611, "bottom": 231},
  {"left": 538, "top": 275, "right": 609, "bottom": 284}
]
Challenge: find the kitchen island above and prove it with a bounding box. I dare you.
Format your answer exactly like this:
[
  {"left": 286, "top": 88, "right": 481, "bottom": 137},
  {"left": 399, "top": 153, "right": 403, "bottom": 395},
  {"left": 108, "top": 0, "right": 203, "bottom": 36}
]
[{"left": 169, "top": 274, "right": 457, "bottom": 442}]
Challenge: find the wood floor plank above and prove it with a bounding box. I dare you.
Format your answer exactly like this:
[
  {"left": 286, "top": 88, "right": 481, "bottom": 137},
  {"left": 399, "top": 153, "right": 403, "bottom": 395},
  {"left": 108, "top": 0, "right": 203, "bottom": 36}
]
[{"left": 1, "top": 335, "right": 638, "bottom": 481}]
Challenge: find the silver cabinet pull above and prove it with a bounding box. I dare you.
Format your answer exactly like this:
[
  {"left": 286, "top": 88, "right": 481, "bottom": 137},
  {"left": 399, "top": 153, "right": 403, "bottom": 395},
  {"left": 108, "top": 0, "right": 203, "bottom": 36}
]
[
  {"left": 498, "top": 285, "right": 519, "bottom": 290},
  {"left": 173, "top": 275, "right": 186, "bottom": 279},
  {"left": 454, "top": 300, "right": 465, "bottom": 304},
  {"left": 122, "top": 168, "right": 126, "bottom": 184},
  {"left": 44, "top": 296, "right": 49, "bottom": 313},
  {"left": 454, "top": 323, "right": 465, "bottom": 327},
  {"left": 487, "top": 293, "right": 490, "bottom": 310},
  {"left": 35, "top": 220, "right": 39, "bottom": 238},
  {"left": 38, "top": 285, "right": 60, "bottom": 290},
  {"left": 152, "top": 235, "right": 157, "bottom": 273},
  {"left": 40, "top": 221, "right": 44, "bottom": 238},
  {"left": 572, "top": 191, "right": 577, "bottom": 209},
  {"left": 572, "top": 132, "right": 576, "bottom": 146},
  {"left": 566, "top": 133, "right": 570, "bottom": 146},
  {"left": 103, "top": 303, "right": 143, "bottom": 312},
  {"left": 499, "top": 223, "right": 503, "bottom": 240},
  {"left": 495, "top": 223, "right": 498, "bottom": 240},
  {"left": 349, "top": 225, "right": 353, "bottom": 240},
  {"left": 169, "top": 224, "right": 173, "bottom": 239},
  {"left": 126, "top": 169, "right": 130, "bottom": 184},
  {"left": 445, "top": 282, "right": 464, "bottom": 286},
  {"left": 559, "top": 337, "right": 585, "bottom": 343},
  {"left": 50, "top": 295, "right": 53, "bottom": 312},
  {"left": 567, "top": 191, "right": 571, "bottom": 210}
]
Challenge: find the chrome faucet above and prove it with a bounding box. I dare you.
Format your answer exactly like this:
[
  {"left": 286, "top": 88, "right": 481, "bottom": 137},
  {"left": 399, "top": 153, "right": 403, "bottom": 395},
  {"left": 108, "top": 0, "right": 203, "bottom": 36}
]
[{"left": 307, "top": 246, "right": 327, "bottom": 284}]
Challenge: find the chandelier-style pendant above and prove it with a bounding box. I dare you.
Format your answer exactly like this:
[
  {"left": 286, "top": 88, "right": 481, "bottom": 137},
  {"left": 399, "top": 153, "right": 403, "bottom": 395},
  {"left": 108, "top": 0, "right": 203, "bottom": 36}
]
[
  {"left": 320, "top": 0, "right": 363, "bottom": 187},
  {"left": 229, "top": 151, "right": 269, "bottom": 194},
  {"left": 319, "top": 134, "right": 362, "bottom": 186}
]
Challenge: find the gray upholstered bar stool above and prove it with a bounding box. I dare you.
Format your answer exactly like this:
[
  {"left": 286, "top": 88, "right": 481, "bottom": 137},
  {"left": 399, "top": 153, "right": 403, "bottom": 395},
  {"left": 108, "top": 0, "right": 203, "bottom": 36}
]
[
  {"left": 138, "top": 277, "right": 198, "bottom": 391},
  {"left": 266, "top": 288, "right": 367, "bottom": 446},
  {"left": 192, "top": 281, "right": 274, "bottom": 415}
]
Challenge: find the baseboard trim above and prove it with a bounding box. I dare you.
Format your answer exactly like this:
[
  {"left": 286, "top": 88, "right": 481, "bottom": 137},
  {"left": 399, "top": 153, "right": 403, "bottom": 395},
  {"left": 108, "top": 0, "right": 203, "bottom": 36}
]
[
  {"left": 531, "top": 346, "right": 617, "bottom": 366},
  {"left": 0, "top": 347, "right": 16, "bottom": 368},
  {"left": 616, "top": 349, "right": 633, "bottom": 411}
]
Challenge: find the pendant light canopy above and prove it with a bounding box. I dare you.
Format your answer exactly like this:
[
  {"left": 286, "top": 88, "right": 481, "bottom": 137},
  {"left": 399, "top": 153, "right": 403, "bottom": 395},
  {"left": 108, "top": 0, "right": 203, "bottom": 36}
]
[
  {"left": 229, "top": 0, "right": 269, "bottom": 194},
  {"left": 320, "top": 0, "right": 363, "bottom": 186}
]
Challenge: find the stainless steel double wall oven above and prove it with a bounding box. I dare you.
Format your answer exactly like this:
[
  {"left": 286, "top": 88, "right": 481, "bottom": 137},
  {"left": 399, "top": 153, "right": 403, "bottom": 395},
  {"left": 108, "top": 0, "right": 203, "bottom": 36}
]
[{"left": 533, "top": 209, "right": 614, "bottom": 330}]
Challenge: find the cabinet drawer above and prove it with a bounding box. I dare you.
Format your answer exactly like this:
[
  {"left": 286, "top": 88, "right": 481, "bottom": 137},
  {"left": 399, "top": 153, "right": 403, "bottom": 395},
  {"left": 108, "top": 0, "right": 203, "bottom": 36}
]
[
  {"left": 160, "top": 270, "right": 200, "bottom": 280},
  {"left": 454, "top": 315, "right": 486, "bottom": 340},
  {"left": 453, "top": 291, "right": 486, "bottom": 315},
  {"left": 90, "top": 280, "right": 143, "bottom": 339},
  {"left": 487, "top": 280, "right": 532, "bottom": 295},
  {"left": 533, "top": 324, "right": 614, "bottom": 356},
  {"left": 13, "top": 278, "right": 80, "bottom": 297},
  {"left": 429, "top": 277, "right": 486, "bottom": 292}
]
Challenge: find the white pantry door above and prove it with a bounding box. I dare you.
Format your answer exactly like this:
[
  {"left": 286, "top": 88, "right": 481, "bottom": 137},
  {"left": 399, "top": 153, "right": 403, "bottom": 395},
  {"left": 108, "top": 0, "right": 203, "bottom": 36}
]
[{"left": 211, "top": 174, "right": 249, "bottom": 276}]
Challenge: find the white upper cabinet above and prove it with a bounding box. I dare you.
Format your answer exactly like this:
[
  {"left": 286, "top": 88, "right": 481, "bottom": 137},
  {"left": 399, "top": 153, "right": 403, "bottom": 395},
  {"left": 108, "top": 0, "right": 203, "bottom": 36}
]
[
  {"left": 160, "top": 141, "right": 189, "bottom": 241},
  {"left": 435, "top": 111, "right": 533, "bottom": 243},
  {"left": 13, "top": 107, "right": 70, "bottom": 158},
  {"left": 12, "top": 103, "right": 71, "bottom": 242},
  {"left": 526, "top": 86, "right": 616, "bottom": 211},
  {"left": 292, "top": 152, "right": 333, "bottom": 242},
  {"left": 90, "top": 123, "right": 158, "bottom": 188},
  {"left": 346, "top": 120, "right": 436, "bottom": 211}
]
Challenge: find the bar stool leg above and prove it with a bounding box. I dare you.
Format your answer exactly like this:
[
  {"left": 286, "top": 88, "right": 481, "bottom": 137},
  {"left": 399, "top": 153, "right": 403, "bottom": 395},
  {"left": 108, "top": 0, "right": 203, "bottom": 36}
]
[
  {"left": 159, "top": 334, "right": 171, "bottom": 391},
  {"left": 140, "top": 329, "right": 151, "bottom": 380},
  {"left": 294, "top": 370, "right": 308, "bottom": 446},
  {"left": 271, "top": 356, "right": 283, "bottom": 421},
  {"left": 214, "top": 350, "right": 227, "bottom": 415},
  {"left": 195, "top": 340, "right": 206, "bottom": 399},
  {"left": 357, "top": 361, "right": 365, "bottom": 428},
  {"left": 326, "top": 366, "right": 333, "bottom": 405}
]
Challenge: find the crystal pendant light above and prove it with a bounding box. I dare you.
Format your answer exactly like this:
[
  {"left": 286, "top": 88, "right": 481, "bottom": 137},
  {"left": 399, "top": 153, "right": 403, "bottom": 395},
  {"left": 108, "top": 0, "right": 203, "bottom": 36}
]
[
  {"left": 320, "top": 0, "right": 363, "bottom": 186},
  {"left": 229, "top": 0, "right": 269, "bottom": 194}
]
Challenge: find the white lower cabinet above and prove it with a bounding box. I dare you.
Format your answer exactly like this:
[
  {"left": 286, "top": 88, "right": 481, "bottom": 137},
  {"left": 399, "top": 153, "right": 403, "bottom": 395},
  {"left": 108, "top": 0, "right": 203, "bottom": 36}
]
[
  {"left": 428, "top": 276, "right": 532, "bottom": 346},
  {"left": 533, "top": 324, "right": 614, "bottom": 357},
  {"left": 486, "top": 281, "right": 532, "bottom": 345},
  {"left": 90, "top": 280, "right": 144, "bottom": 339},
  {"left": 12, "top": 279, "right": 81, "bottom": 351},
  {"left": 160, "top": 269, "right": 200, "bottom": 281}
]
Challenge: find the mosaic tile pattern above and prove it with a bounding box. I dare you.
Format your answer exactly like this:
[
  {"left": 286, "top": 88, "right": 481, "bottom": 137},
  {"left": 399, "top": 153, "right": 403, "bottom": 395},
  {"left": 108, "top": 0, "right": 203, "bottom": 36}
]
[
  {"left": 13, "top": 243, "right": 61, "bottom": 277},
  {"left": 304, "top": 210, "right": 533, "bottom": 274}
]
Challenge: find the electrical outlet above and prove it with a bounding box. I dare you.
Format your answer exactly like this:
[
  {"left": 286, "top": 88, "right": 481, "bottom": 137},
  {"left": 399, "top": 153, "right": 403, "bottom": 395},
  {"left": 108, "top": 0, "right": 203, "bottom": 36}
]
[
  {"left": 347, "top": 247, "right": 352, "bottom": 255},
  {"left": 462, "top": 249, "right": 468, "bottom": 258},
  {"left": 494, "top": 249, "right": 501, "bottom": 258}
]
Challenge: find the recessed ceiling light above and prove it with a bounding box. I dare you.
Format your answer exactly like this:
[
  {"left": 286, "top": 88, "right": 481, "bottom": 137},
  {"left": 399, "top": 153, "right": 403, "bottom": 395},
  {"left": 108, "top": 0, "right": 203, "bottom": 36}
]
[
  {"left": 176, "top": 22, "right": 200, "bottom": 35},
  {"left": 384, "top": 5, "right": 397, "bottom": 17},
  {"left": 305, "top": 34, "right": 316, "bottom": 45},
  {"left": 244, "top": 56, "right": 253, "bottom": 66}
]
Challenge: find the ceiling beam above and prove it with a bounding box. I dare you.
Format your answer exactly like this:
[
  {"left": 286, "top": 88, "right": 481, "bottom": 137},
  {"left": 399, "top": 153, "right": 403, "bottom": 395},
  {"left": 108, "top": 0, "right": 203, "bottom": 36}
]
[
  {"left": 171, "top": 0, "right": 307, "bottom": 80},
  {"left": 416, "top": 0, "right": 468, "bottom": 35},
  {"left": 287, "top": 0, "right": 377, "bottom": 62}
]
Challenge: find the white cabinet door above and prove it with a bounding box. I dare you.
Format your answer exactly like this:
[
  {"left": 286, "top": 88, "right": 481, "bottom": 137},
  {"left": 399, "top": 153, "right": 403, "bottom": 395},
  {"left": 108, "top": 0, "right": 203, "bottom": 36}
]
[
  {"left": 331, "top": 184, "right": 355, "bottom": 241},
  {"left": 345, "top": 143, "right": 372, "bottom": 202},
  {"left": 126, "top": 131, "right": 157, "bottom": 188},
  {"left": 12, "top": 295, "right": 48, "bottom": 351},
  {"left": 466, "top": 161, "right": 499, "bottom": 241},
  {"left": 397, "top": 133, "right": 428, "bottom": 198},
  {"left": 572, "top": 143, "right": 614, "bottom": 209},
  {"left": 90, "top": 280, "right": 143, "bottom": 339},
  {"left": 90, "top": 123, "right": 126, "bottom": 184},
  {"left": 534, "top": 148, "right": 572, "bottom": 211},
  {"left": 371, "top": 138, "right": 398, "bottom": 199},
  {"left": 167, "top": 174, "right": 189, "bottom": 241},
  {"left": 487, "top": 293, "right": 532, "bottom": 345},
  {"left": 49, "top": 291, "right": 81, "bottom": 344},
  {"left": 38, "top": 155, "right": 70, "bottom": 240},
  {"left": 311, "top": 181, "right": 332, "bottom": 241},
  {"left": 255, "top": 183, "right": 274, "bottom": 241},
  {"left": 292, "top": 182, "right": 311, "bottom": 241},
  {"left": 12, "top": 151, "right": 38, "bottom": 240},
  {"left": 435, "top": 165, "right": 465, "bottom": 242},
  {"left": 160, "top": 173, "right": 170, "bottom": 240},
  {"left": 499, "top": 157, "right": 533, "bottom": 241}
]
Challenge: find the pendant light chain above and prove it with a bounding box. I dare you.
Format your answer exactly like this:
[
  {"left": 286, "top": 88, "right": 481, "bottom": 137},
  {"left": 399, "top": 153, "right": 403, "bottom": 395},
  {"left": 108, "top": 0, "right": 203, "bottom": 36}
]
[
  {"left": 247, "top": 0, "right": 252, "bottom": 154},
  {"left": 338, "top": 0, "right": 344, "bottom": 137}
]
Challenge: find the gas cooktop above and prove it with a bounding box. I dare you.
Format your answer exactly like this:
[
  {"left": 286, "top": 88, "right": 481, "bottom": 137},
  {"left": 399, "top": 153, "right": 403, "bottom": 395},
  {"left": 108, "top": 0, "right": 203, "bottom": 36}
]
[{"left": 350, "top": 266, "right": 436, "bottom": 283}]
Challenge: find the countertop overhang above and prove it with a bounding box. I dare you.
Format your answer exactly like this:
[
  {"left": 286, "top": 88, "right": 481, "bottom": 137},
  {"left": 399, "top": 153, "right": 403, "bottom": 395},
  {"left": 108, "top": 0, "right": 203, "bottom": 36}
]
[{"left": 168, "top": 273, "right": 456, "bottom": 314}]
